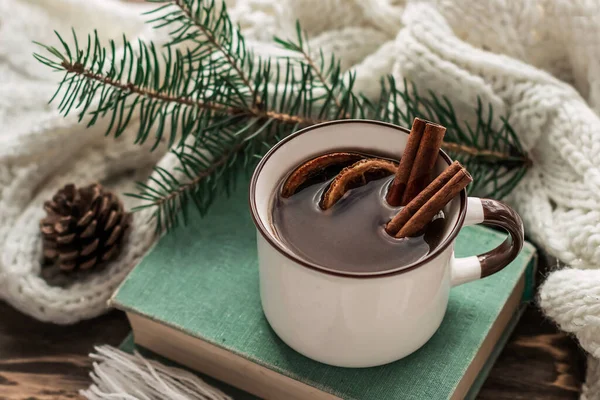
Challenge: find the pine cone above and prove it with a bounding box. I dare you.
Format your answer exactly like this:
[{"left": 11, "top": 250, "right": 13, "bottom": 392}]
[{"left": 40, "top": 183, "right": 131, "bottom": 272}]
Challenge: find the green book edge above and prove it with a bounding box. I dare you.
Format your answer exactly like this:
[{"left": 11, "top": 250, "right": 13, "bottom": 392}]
[
  {"left": 464, "top": 248, "right": 537, "bottom": 399},
  {"left": 118, "top": 302, "right": 529, "bottom": 400},
  {"left": 463, "top": 304, "right": 527, "bottom": 399}
]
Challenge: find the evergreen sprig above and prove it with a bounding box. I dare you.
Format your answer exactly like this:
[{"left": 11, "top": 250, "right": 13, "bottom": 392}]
[{"left": 34, "top": 0, "right": 530, "bottom": 231}]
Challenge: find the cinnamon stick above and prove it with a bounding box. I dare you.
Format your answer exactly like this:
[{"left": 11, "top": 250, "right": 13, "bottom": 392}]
[
  {"left": 386, "top": 163, "right": 472, "bottom": 238},
  {"left": 400, "top": 122, "right": 446, "bottom": 206},
  {"left": 385, "top": 161, "right": 463, "bottom": 235},
  {"left": 386, "top": 118, "right": 426, "bottom": 206}
]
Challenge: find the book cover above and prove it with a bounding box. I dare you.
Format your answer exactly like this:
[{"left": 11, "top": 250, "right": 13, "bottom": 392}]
[
  {"left": 112, "top": 181, "right": 537, "bottom": 399},
  {"left": 119, "top": 303, "right": 527, "bottom": 400}
]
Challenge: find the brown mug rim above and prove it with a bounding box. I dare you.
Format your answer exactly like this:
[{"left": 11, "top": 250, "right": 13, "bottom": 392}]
[{"left": 248, "top": 119, "right": 467, "bottom": 279}]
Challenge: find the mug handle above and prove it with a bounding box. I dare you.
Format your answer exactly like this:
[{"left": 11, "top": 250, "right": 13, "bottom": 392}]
[{"left": 451, "top": 197, "right": 524, "bottom": 287}]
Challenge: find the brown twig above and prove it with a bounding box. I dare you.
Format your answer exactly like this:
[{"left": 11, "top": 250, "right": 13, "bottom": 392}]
[
  {"left": 442, "top": 142, "right": 529, "bottom": 163},
  {"left": 63, "top": 61, "right": 320, "bottom": 126}
]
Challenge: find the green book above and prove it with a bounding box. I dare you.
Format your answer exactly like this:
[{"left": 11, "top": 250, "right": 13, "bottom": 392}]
[{"left": 112, "top": 182, "right": 537, "bottom": 400}]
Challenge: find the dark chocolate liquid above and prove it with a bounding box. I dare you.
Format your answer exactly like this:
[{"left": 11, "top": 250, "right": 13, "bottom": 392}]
[{"left": 272, "top": 175, "right": 446, "bottom": 274}]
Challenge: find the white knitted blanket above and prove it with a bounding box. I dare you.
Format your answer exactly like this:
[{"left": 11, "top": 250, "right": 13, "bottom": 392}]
[{"left": 2, "top": 0, "right": 600, "bottom": 397}]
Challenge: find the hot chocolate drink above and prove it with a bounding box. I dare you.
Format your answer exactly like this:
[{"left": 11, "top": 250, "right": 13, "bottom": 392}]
[{"left": 271, "top": 153, "right": 446, "bottom": 274}]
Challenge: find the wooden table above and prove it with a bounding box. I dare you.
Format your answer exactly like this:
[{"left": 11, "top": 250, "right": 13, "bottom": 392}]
[{"left": 0, "top": 254, "right": 587, "bottom": 399}]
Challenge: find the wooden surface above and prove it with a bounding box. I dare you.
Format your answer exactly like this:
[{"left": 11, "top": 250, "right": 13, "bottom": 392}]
[{"left": 0, "top": 301, "right": 586, "bottom": 400}]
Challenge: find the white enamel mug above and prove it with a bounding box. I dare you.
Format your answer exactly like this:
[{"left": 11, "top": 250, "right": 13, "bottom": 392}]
[{"left": 249, "top": 120, "right": 524, "bottom": 368}]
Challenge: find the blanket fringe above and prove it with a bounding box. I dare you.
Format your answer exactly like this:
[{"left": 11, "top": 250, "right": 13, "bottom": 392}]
[{"left": 80, "top": 346, "right": 232, "bottom": 400}]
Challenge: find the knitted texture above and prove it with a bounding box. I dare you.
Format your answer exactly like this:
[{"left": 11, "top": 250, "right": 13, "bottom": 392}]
[{"left": 2, "top": 0, "right": 600, "bottom": 395}]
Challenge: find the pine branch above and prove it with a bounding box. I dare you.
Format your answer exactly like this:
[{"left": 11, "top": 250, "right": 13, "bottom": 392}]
[
  {"left": 33, "top": 0, "right": 531, "bottom": 231},
  {"left": 62, "top": 60, "right": 231, "bottom": 113},
  {"left": 376, "top": 76, "right": 530, "bottom": 197},
  {"left": 133, "top": 140, "right": 250, "bottom": 231},
  {"left": 278, "top": 38, "right": 530, "bottom": 198},
  {"left": 173, "top": 0, "right": 254, "bottom": 92},
  {"left": 131, "top": 119, "right": 291, "bottom": 230},
  {"left": 35, "top": 32, "right": 318, "bottom": 147},
  {"left": 147, "top": 0, "right": 258, "bottom": 102},
  {"left": 275, "top": 22, "right": 346, "bottom": 116}
]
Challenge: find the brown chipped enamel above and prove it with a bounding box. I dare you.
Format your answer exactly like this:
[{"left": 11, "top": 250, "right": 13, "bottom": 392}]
[
  {"left": 320, "top": 158, "right": 398, "bottom": 210},
  {"left": 281, "top": 152, "right": 365, "bottom": 197}
]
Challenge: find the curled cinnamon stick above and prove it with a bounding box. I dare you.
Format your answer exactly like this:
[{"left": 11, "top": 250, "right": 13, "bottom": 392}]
[
  {"left": 386, "top": 118, "right": 427, "bottom": 206},
  {"left": 400, "top": 122, "right": 446, "bottom": 206},
  {"left": 386, "top": 162, "right": 472, "bottom": 238}
]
